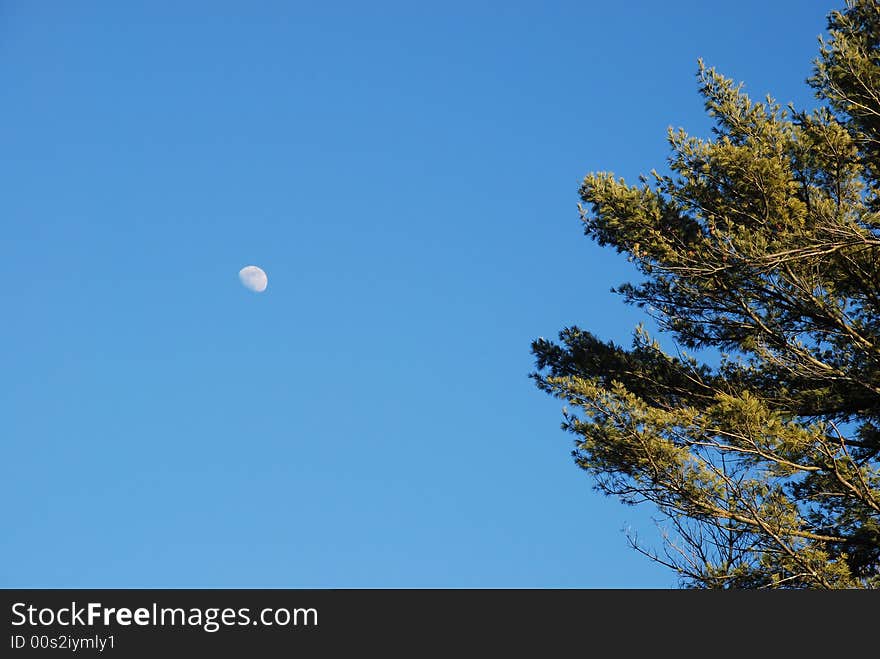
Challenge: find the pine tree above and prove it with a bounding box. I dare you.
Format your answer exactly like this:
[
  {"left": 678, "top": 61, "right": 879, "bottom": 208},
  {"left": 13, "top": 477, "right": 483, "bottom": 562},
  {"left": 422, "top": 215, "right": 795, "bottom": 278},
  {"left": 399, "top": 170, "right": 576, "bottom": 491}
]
[{"left": 531, "top": 0, "right": 880, "bottom": 588}]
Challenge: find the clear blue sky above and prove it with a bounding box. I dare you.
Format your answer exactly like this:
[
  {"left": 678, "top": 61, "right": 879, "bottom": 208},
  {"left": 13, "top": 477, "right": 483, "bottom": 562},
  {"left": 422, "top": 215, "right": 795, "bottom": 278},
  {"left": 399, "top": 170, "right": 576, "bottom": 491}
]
[{"left": 1, "top": 1, "right": 833, "bottom": 588}]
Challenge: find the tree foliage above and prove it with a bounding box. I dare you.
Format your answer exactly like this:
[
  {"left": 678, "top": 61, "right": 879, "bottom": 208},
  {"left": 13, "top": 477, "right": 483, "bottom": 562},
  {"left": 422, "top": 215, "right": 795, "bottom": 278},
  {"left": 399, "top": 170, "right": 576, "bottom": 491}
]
[{"left": 531, "top": 0, "right": 880, "bottom": 588}]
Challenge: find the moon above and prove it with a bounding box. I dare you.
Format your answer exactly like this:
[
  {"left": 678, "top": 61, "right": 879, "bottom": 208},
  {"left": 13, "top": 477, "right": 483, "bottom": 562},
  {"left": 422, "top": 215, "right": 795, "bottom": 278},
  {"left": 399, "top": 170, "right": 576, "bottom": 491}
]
[{"left": 238, "top": 265, "right": 268, "bottom": 293}]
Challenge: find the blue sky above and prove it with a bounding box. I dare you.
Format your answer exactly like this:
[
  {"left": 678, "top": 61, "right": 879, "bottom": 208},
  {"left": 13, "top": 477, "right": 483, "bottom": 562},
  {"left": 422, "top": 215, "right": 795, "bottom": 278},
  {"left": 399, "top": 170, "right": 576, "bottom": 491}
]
[{"left": 1, "top": 1, "right": 833, "bottom": 588}]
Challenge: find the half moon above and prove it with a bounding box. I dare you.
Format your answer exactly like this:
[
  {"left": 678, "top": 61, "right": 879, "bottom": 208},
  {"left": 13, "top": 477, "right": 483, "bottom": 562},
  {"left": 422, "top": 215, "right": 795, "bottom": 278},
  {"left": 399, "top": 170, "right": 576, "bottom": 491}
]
[{"left": 238, "top": 265, "right": 268, "bottom": 293}]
